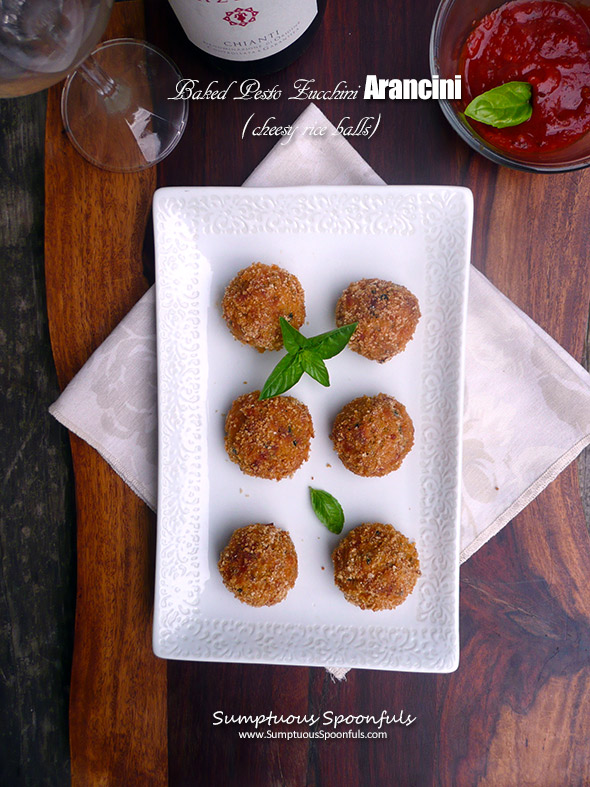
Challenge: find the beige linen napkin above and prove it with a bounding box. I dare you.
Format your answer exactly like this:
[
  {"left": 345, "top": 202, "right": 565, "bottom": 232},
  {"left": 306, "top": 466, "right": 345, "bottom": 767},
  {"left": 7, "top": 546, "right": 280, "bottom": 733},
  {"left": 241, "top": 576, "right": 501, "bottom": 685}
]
[{"left": 50, "top": 103, "right": 590, "bottom": 624}]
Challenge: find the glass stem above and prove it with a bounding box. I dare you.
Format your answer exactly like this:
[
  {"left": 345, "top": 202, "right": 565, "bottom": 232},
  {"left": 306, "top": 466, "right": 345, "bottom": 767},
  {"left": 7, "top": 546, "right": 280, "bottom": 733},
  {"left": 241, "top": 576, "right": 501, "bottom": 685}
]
[
  {"left": 77, "top": 54, "right": 132, "bottom": 114},
  {"left": 78, "top": 54, "right": 118, "bottom": 98}
]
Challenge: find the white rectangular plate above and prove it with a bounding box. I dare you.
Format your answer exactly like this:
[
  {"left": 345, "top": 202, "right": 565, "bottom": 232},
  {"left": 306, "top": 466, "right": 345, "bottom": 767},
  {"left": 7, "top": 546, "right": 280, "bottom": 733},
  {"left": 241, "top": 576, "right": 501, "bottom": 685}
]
[{"left": 153, "top": 185, "right": 472, "bottom": 672}]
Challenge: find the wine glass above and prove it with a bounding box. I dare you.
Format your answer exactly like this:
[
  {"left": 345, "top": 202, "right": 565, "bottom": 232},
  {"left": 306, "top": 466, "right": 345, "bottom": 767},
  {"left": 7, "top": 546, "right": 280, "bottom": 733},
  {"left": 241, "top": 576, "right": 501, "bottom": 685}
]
[{"left": 0, "top": 0, "right": 187, "bottom": 172}]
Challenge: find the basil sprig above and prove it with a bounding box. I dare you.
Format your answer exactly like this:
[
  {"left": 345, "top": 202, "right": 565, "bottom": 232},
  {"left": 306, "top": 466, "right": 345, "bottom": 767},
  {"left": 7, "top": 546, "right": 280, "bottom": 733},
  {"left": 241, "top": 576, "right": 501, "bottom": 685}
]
[
  {"left": 309, "top": 487, "right": 344, "bottom": 534},
  {"left": 259, "top": 318, "right": 357, "bottom": 400},
  {"left": 464, "top": 81, "right": 532, "bottom": 129},
  {"left": 260, "top": 352, "right": 305, "bottom": 399}
]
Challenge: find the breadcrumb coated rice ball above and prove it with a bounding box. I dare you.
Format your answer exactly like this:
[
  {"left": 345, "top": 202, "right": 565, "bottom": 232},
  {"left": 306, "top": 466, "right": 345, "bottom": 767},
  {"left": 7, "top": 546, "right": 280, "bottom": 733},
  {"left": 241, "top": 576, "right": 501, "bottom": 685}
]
[
  {"left": 225, "top": 391, "right": 314, "bottom": 480},
  {"left": 335, "top": 278, "right": 420, "bottom": 362},
  {"left": 218, "top": 523, "right": 298, "bottom": 606},
  {"left": 332, "top": 523, "right": 420, "bottom": 611},
  {"left": 222, "top": 262, "right": 306, "bottom": 352},
  {"left": 330, "top": 393, "right": 414, "bottom": 477}
]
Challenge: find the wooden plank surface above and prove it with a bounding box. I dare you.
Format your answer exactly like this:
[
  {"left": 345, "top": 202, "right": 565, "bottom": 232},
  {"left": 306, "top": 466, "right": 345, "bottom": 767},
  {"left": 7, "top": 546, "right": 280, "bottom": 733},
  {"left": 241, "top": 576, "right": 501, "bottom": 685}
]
[
  {"left": 44, "top": 4, "right": 167, "bottom": 786},
  {"left": 36, "top": 0, "right": 590, "bottom": 784},
  {"left": 145, "top": 0, "right": 590, "bottom": 784},
  {"left": 0, "top": 90, "right": 75, "bottom": 787}
]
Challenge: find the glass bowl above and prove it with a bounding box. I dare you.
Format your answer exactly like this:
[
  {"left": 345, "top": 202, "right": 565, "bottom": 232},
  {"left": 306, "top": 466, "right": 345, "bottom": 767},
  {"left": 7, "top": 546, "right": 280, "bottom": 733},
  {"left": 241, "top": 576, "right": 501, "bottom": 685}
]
[{"left": 430, "top": 0, "right": 590, "bottom": 172}]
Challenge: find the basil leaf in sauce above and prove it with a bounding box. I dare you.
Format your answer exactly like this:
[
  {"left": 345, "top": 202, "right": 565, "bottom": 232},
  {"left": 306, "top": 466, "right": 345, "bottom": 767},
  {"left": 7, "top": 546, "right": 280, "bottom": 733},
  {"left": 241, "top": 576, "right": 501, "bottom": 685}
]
[
  {"left": 464, "top": 81, "right": 533, "bottom": 129},
  {"left": 309, "top": 487, "right": 345, "bottom": 534}
]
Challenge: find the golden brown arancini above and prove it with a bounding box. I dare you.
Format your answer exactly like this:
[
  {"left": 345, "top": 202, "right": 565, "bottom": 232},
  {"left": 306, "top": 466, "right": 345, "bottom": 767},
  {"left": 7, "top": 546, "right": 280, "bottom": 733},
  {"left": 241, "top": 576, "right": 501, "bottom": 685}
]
[
  {"left": 335, "top": 278, "right": 420, "bottom": 362},
  {"left": 332, "top": 523, "right": 420, "bottom": 611},
  {"left": 330, "top": 393, "right": 414, "bottom": 477},
  {"left": 218, "top": 523, "right": 298, "bottom": 606},
  {"left": 222, "top": 262, "right": 305, "bottom": 352},
  {"left": 225, "top": 391, "right": 314, "bottom": 480}
]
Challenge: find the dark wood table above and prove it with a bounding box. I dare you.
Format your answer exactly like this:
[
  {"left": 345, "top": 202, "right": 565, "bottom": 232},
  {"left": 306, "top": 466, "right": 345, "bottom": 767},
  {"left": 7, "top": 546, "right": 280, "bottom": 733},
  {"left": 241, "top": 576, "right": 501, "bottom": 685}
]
[{"left": 4, "top": 0, "right": 590, "bottom": 784}]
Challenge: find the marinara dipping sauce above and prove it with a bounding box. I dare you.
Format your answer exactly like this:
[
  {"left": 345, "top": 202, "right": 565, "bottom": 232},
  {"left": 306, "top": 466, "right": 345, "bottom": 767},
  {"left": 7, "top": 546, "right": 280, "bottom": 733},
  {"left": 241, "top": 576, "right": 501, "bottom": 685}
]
[{"left": 460, "top": 0, "right": 590, "bottom": 153}]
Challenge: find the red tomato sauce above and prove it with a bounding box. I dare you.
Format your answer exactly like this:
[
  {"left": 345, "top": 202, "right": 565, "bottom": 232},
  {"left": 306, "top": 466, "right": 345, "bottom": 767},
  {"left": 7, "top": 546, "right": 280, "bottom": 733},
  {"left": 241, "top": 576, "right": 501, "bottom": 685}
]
[{"left": 459, "top": 0, "right": 590, "bottom": 153}]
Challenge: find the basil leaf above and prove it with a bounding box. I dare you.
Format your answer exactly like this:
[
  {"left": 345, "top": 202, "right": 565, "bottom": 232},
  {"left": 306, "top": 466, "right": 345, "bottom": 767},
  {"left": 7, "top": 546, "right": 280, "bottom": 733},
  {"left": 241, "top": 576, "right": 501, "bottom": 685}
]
[
  {"left": 309, "top": 487, "right": 344, "bottom": 534},
  {"left": 260, "top": 321, "right": 356, "bottom": 399},
  {"left": 259, "top": 352, "right": 304, "bottom": 400},
  {"left": 300, "top": 350, "right": 330, "bottom": 387},
  {"left": 306, "top": 322, "right": 358, "bottom": 359},
  {"left": 280, "top": 316, "right": 309, "bottom": 354},
  {"left": 464, "top": 81, "right": 532, "bottom": 129}
]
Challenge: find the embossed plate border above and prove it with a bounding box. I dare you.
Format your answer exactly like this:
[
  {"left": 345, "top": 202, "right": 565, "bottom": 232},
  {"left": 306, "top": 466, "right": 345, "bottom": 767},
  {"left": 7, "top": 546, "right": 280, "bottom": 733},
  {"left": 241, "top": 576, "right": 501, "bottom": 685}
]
[{"left": 153, "top": 186, "right": 473, "bottom": 672}]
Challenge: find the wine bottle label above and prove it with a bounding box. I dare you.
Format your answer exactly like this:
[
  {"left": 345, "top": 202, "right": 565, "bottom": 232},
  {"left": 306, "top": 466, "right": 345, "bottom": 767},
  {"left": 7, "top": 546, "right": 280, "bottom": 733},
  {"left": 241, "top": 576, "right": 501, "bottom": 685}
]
[{"left": 169, "top": 0, "right": 318, "bottom": 62}]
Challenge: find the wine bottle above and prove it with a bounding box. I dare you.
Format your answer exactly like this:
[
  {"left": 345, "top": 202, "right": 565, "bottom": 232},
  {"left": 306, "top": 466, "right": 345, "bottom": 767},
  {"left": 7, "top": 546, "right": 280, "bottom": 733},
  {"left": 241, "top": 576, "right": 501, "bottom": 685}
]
[{"left": 168, "top": 0, "right": 327, "bottom": 75}]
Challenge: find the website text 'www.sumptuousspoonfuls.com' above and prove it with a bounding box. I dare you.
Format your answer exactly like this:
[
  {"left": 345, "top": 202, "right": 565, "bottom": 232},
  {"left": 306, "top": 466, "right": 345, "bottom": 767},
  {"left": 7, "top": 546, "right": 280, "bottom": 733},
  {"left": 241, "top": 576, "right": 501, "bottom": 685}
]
[{"left": 238, "top": 729, "right": 389, "bottom": 740}]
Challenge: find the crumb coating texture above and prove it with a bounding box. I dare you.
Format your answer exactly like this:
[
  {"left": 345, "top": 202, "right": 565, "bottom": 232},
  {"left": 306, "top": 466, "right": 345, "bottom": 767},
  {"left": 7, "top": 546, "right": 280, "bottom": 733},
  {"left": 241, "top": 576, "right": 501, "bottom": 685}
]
[
  {"left": 332, "top": 523, "right": 420, "bottom": 610},
  {"left": 225, "top": 391, "right": 314, "bottom": 480},
  {"left": 218, "top": 523, "right": 298, "bottom": 606},
  {"left": 336, "top": 278, "right": 420, "bottom": 362},
  {"left": 330, "top": 393, "right": 414, "bottom": 477},
  {"left": 222, "top": 262, "right": 305, "bottom": 351}
]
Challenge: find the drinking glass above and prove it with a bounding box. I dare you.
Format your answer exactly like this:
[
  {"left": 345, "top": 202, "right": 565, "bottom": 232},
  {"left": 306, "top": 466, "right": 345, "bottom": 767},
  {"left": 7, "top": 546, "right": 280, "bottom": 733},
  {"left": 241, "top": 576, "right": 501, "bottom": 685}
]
[{"left": 0, "top": 0, "right": 187, "bottom": 171}]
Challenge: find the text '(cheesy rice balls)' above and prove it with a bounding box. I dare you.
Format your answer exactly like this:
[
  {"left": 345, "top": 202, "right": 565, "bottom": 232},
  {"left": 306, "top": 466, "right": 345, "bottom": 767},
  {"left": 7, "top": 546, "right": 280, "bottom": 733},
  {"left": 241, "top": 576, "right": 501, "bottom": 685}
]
[
  {"left": 332, "top": 523, "right": 420, "bottom": 611},
  {"left": 335, "top": 278, "right": 420, "bottom": 362},
  {"left": 218, "top": 523, "right": 298, "bottom": 606},
  {"left": 222, "top": 262, "right": 305, "bottom": 352},
  {"left": 225, "top": 391, "right": 314, "bottom": 480},
  {"left": 330, "top": 393, "right": 414, "bottom": 477}
]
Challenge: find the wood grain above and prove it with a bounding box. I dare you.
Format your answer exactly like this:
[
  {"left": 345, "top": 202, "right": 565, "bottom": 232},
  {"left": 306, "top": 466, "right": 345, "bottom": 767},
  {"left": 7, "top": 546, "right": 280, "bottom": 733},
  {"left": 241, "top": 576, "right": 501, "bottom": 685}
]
[
  {"left": 44, "top": 3, "right": 166, "bottom": 785},
  {"left": 0, "top": 90, "right": 75, "bottom": 786},
  {"left": 143, "top": 0, "right": 590, "bottom": 784},
  {"left": 39, "top": 0, "right": 590, "bottom": 782}
]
